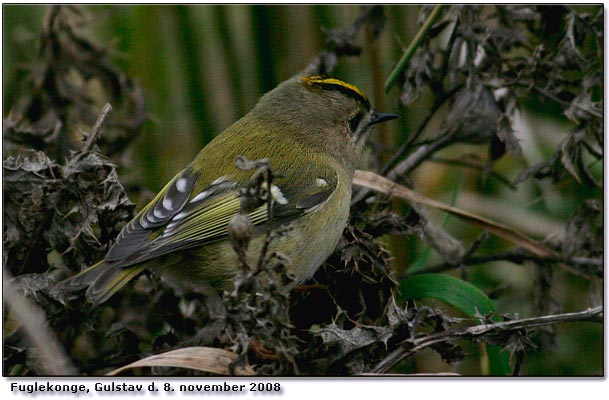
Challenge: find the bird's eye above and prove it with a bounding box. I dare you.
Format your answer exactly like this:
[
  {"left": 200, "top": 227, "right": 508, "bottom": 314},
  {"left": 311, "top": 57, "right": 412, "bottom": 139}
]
[{"left": 348, "top": 112, "right": 363, "bottom": 133}]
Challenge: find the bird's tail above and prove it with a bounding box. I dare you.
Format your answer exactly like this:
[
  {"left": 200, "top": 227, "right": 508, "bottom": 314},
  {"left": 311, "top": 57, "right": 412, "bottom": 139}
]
[{"left": 55, "top": 261, "right": 147, "bottom": 306}]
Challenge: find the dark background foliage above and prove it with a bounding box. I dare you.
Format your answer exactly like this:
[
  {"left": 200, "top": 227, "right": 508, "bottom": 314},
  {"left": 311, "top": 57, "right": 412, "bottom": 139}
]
[{"left": 3, "top": 5, "right": 603, "bottom": 376}]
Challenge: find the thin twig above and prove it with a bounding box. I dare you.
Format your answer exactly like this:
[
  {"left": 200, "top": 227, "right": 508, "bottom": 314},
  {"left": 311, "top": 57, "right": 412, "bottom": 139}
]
[
  {"left": 3, "top": 269, "right": 77, "bottom": 375},
  {"left": 406, "top": 249, "right": 602, "bottom": 279},
  {"left": 83, "top": 103, "right": 113, "bottom": 152},
  {"left": 372, "top": 306, "right": 603, "bottom": 373},
  {"left": 379, "top": 100, "right": 440, "bottom": 176},
  {"left": 386, "top": 132, "right": 454, "bottom": 182},
  {"left": 385, "top": 5, "right": 445, "bottom": 92},
  {"left": 427, "top": 156, "right": 517, "bottom": 189}
]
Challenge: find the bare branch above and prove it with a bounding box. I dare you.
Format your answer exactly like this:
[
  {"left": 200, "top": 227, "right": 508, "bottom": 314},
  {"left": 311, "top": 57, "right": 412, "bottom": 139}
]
[
  {"left": 82, "top": 103, "right": 113, "bottom": 153},
  {"left": 372, "top": 306, "right": 603, "bottom": 374}
]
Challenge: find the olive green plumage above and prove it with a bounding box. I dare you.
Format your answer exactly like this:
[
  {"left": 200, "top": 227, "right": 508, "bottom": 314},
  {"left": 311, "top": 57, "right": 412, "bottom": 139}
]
[{"left": 56, "top": 75, "right": 397, "bottom": 305}]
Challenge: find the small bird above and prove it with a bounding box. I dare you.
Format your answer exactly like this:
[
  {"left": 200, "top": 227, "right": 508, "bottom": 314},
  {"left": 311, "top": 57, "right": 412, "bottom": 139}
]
[{"left": 56, "top": 75, "right": 398, "bottom": 305}]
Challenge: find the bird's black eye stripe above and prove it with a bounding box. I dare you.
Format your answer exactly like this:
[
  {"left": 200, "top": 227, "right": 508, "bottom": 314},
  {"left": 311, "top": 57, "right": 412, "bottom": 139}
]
[{"left": 348, "top": 112, "right": 363, "bottom": 133}]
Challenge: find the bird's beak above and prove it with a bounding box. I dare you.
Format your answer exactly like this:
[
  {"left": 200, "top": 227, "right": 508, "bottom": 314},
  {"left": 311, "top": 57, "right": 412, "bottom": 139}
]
[{"left": 369, "top": 112, "right": 399, "bottom": 126}]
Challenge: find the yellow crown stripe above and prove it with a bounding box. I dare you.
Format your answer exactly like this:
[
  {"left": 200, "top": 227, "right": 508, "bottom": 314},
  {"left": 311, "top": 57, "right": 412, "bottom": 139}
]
[{"left": 302, "top": 76, "right": 369, "bottom": 106}]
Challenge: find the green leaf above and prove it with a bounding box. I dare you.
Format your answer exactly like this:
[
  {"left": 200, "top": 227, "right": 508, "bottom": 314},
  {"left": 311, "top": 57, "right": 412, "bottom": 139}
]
[
  {"left": 487, "top": 343, "right": 512, "bottom": 376},
  {"left": 398, "top": 273, "right": 511, "bottom": 375},
  {"left": 399, "top": 273, "right": 495, "bottom": 315}
]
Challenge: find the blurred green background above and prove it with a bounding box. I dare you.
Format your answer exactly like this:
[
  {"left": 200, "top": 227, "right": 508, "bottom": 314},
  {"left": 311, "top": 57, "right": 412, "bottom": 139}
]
[{"left": 3, "top": 5, "right": 602, "bottom": 375}]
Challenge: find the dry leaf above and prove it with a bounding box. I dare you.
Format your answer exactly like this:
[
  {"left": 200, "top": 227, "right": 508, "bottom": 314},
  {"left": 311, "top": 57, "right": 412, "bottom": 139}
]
[{"left": 106, "top": 347, "right": 255, "bottom": 376}]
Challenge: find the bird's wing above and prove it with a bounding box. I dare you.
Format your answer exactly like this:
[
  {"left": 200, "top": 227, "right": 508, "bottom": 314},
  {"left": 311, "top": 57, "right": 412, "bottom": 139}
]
[{"left": 104, "top": 165, "right": 338, "bottom": 268}]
